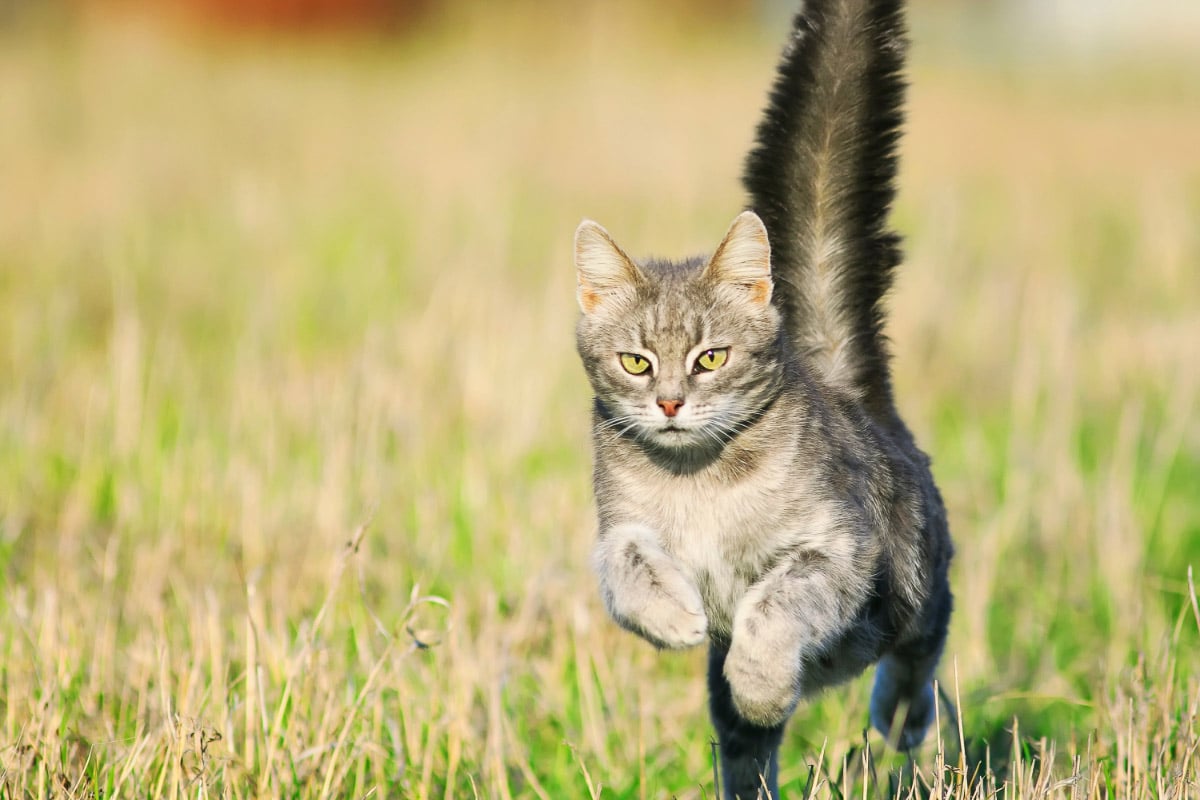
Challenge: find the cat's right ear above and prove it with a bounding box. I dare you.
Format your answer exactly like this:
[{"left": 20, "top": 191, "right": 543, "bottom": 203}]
[{"left": 574, "top": 220, "right": 643, "bottom": 313}]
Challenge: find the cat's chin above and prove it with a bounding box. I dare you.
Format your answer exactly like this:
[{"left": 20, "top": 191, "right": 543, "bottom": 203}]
[
  {"left": 643, "top": 425, "right": 711, "bottom": 451},
  {"left": 636, "top": 425, "right": 730, "bottom": 473}
]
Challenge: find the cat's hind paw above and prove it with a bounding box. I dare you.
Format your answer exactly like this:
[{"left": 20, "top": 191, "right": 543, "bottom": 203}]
[{"left": 870, "top": 678, "right": 936, "bottom": 751}]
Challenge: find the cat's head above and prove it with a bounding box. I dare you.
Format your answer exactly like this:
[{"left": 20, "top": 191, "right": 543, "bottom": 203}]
[{"left": 574, "top": 211, "right": 786, "bottom": 452}]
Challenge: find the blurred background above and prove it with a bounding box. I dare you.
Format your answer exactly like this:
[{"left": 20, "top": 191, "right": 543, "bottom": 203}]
[{"left": 0, "top": 0, "right": 1197, "bottom": 797}]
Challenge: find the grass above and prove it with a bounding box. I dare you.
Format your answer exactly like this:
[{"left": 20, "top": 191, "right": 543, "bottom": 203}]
[{"left": 1, "top": 4, "right": 1198, "bottom": 798}]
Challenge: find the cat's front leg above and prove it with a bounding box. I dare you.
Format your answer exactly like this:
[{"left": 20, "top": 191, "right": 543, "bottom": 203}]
[
  {"left": 592, "top": 523, "right": 708, "bottom": 650},
  {"left": 724, "top": 549, "right": 868, "bottom": 727}
]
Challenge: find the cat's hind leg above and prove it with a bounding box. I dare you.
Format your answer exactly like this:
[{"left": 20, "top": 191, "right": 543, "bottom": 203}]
[
  {"left": 869, "top": 583, "right": 952, "bottom": 751},
  {"left": 708, "top": 642, "right": 786, "bottom": 800}
]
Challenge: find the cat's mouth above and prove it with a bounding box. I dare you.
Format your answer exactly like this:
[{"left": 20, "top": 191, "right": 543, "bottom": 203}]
[{"left": 651, "top": 422, "right": 704, "bottom": 447}]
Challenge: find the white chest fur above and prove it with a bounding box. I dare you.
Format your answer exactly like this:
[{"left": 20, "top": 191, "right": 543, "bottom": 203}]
[{"left": 609, "top": 448, "right": 817, "bottom": 636}]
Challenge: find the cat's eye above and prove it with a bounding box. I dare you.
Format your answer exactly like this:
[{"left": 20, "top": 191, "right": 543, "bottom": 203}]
[
  {"left": 620, "top": 353, "right": 652, "bottom": 375},
  {"left": 693, "top": 348, "right": 729, "bottom": 373}
]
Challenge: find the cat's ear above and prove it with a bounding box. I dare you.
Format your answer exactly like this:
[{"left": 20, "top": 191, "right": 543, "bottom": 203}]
[
  {"left": 705, "top": 210, "right": 773, "bottom": 305},
  {"left": 575, "top": 220, "right": 643, "bottom": 313}
]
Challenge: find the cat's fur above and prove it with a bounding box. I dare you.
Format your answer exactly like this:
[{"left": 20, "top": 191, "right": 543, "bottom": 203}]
[{"left": 573, "top": 1, "right": 953, "bottom": 798}]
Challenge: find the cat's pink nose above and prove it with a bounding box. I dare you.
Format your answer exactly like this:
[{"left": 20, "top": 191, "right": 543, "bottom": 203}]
[{"left": 657, "top": 399, "right": 684, "bottom": 418}]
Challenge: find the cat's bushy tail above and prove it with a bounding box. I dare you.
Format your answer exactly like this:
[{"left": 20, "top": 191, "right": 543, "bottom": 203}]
[{"left": 744, "top": 0, "right": 906, "bottom": 414}]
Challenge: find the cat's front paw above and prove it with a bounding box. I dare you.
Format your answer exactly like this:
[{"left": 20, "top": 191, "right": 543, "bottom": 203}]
[
  {"left": 633, "top": 580, "right": 708, "bottom": 650},
  {"left": 600, "top": 540, "right": 708, "bottom": 650},
  {"left": 723, "top": 630, "right": 802, "bottom": 727}
]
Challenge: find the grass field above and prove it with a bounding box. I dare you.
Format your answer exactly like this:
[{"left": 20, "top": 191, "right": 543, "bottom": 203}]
[{"left": 1, "top": 4, "right": 1198, "bottom": 798}]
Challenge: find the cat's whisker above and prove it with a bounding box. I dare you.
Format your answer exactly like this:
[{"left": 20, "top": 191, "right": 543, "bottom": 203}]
[
  {"left": 596, "top": 413, "right": 637, "bottom": 429},
  {"left": 699, "top": 424, "right": 733, "bottom": 449},
  {"left": 605, "top": 425, "right": 635, "bottom": 441},
  {"left": 596, "top": 414, "right": 642, "bottom": 434}
]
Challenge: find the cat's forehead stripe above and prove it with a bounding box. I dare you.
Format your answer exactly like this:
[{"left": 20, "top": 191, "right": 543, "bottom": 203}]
[{"left": 638, "top": 296, "right": 708, "bottom": 355}]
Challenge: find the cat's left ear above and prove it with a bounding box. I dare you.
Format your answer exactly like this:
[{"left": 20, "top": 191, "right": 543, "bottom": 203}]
[
  {"left": 705, "top": 210, "right": 772, "bottom": 305},
  {"left": 575, "top": 220, "right": 644, "bottom": 313}
]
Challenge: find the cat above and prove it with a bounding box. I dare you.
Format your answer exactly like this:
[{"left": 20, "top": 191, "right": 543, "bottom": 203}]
[{"left": 573, "top": 0, "right": 953, "bottom": 798}]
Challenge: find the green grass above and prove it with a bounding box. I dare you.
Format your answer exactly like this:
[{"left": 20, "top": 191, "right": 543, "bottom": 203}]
[{"left": 1, "top": 5, "right": 1198, "bottom": 798}]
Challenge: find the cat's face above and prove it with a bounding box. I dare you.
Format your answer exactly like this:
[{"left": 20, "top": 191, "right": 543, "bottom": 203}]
[{"left": 575, "top": 212, "right": 785, "bottom": 452}]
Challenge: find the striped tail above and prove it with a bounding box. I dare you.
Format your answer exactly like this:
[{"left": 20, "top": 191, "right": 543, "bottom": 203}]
[{"left": 744, "top": 0, "right": 907, "bottom": 414}]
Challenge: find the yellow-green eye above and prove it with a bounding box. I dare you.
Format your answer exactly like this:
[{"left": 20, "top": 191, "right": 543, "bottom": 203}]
[
  {"left": 620, "top": 353, "right": 651, "bottom": 375},
  {"left": 694, "top": 348, "right": 729, "bottom": 373}
]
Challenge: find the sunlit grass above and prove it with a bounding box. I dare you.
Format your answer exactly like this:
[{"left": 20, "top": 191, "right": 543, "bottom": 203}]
[{"left": 0, "top": 5, "right": 1197, "bottom": 797}]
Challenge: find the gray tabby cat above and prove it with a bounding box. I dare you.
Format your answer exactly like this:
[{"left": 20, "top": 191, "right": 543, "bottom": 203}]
[{"left": 573, "top": 0, "right": 953, "bottom": 798}]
